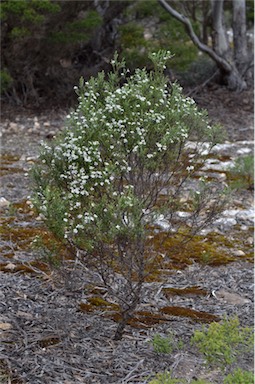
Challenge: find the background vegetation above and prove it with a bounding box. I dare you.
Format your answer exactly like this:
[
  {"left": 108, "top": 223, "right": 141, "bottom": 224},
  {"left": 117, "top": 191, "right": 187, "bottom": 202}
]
[{"left": 1, "top": 0, "right": 253, "bottom": 107}]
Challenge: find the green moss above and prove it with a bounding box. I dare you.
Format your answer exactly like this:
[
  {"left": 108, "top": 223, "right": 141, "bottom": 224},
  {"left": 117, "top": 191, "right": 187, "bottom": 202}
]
[
  {"left": 80, "top": 296, "right": 119, "bottom": 313},
  {"left": 148, "top": 230, "right": 238, "bottom": 272},
  {"left": 160, "top": 306, "right": 220, "bottom": 323},
  {"left": 163, "top": 286, "right": 207, "bottom": 297}
]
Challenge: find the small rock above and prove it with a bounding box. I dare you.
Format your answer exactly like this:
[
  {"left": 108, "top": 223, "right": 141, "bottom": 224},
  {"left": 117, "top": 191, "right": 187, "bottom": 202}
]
[
  {"left": 176, "top": 211, "right": 191, "bottom": 218},
  {"left": 16, "top": 311, "right": 33, "bottom": 320},
  {"left": 154, "top": 215, "right": 171, "bottom": 231},
  {"left": 0, "top": 197, "right": 10, "bottom": 208},
  {"left": 232, "top": 249, "right": 246, "bottom": 257},
  {"left": 237, "top": 147, "right": 252, "bottom": 155},
  {"left": 35, "top": 215, "right": 44, "bottom": 221},
  {"left": 43, "top": 121, "right": 51, "bottom": 127},
  {"left": 0, "top": 322, "right": 12, "bottom": 331},
  {"left": 222, "top": 209, "right": 240, "bottom": 217},
  {"left": 246, "top": 237, "right": 254, "bottom": 245},
  {"left": 34, "top": 122, "right": 40, "bottom": 129},
  {"left": 5, "top": 262, "right": 16, "bottom": 270},
  {"left": 213, "top": 217, "right": 237, "bottom": 230},
  {"left": 9, "top": 122, "right": 18, "bottom": 131},
  {"left": 216, "top": 289, "right": 250, "bottom": 305},
  {"left": 236, "top": 209, "right": 254, "bottom": 226}
]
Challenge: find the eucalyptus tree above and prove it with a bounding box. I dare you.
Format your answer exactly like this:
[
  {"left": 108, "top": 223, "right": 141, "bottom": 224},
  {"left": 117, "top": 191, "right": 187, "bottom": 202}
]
[{"left": 158, "top": 0, "right": 253, "bottom": 90}]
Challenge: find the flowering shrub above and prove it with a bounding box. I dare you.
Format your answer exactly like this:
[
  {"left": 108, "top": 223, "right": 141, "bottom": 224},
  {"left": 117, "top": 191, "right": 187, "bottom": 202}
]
[{"left": 32, "top": 51, "right": 225, "bottom": 339}]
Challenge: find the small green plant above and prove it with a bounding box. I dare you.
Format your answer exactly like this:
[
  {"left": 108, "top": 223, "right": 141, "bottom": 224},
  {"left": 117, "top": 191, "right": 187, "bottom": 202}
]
[
  {"left": 148, "top": 371, "right": 184, "bottom": 384},
  {"left": 148, "top": 371, "right": 210, "bottom": 384},
  {"left": 151, "top": 332, "right": 184, "bottom": 354},
  {"left": 151, "top": 334, "right": 174, "bottom": 354},
  {"left": 223, "top": 368, "right": 254, "bottom": 384},
  {"left": 191, "top": 317, "right": 254, "bottom": 371},
  {"left": 228, "top": 155, "right": 254, "bottom": 190}
]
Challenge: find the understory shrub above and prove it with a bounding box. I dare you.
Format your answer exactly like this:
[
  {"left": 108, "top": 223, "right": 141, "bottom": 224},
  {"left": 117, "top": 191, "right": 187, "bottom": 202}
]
[
  {"left": 223, "top": 368, "right": 254, "bottom": 384},
  {"left": 228, "top": 155, "right": 254, "bottom": 190},
  {"left": 151, "top": 332, "right": 184, "bottom": 354},
  {"left": 149, "top": 317, "right": 253, "bottom": 384},
  {"left": 191, "top": 317, "right": 254, "bottom": 371},
  {"left": 32, "top": 50, "right": 226, "bottom": 340},
  {"left": 148, "top": 371, "right": 210, "bottom": 384}
]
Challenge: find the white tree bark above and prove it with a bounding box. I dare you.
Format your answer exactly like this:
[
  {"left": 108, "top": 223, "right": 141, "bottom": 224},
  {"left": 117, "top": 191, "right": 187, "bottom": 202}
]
[
  {"left": 158, "top": 0, "right": 232, "bottom": 72},
  {"left": 158, "top": 0, "right": 248, "bottom": 90},
  {"left": 232, "top": 0, "right": 248, "bottom": 70},
  {"left": 211, "top": 0, "right": 229, "bottom": 56}
]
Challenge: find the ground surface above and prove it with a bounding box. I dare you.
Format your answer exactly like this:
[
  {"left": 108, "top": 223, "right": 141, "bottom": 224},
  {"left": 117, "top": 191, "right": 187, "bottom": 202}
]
[{"left": 0, "top": 84, "right": 254, "bottom": 383}]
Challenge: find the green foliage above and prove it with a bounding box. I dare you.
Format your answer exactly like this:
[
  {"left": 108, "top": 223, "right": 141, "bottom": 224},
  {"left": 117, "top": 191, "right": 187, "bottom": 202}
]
[
  {"left": 157, "top": 18, "right": 198, "bottom": 71},
  {"left": 32, "top": 51, "right": 223, "bottom": 338},
  {"left": 0, "top": 69, "right": 13, "bottom": 93},
  {"left": 151, "top": 334, "right": 174, "bottom": 354},
  {"left": 148, "top": 371, "right": 184, "bottom": 384},
  {"left": 191, "top": 317, "right": 254, "bottom": 370},
  {"left": 119, "top": 22, "right": 146, "bottom": 47},
  {"left": 246, "top": 0, "right": 254, "bottom": 26},
  {"left": 9, "top": 26, "right": 30, "bottom": 39},
  {"left": 0, "top": 0, "right": 60, "bottom": 22},
  {"left": 1, "top": 0, "right": 60, "bottom": 39},
  {"left": 49, "top": 10, "right": 102, "bottom": 45},
  {"left": 148, "top": 371, "right": 210, "bottom": 384},
  {"left": 120, "top": 0, "right": 198, "bottom": 71},
  {"left": 228, "top": 155, "right": 254, "bottom": 190},
  {"left": 151, "top": 330, "right": 184, "bottom": 354},
  {"left": 32, "top": 50, "right": 220, "bottom": 252},
  {"left": 223, "top": 368, "right": 254, "bottom": 384}
]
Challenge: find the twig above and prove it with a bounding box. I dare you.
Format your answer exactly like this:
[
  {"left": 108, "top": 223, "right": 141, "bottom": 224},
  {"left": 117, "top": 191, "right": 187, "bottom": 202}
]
[
  {"left": 121, "top": 359, "right": 144, "bottom": 383},
  {"left": 186, "top": 69, "right": 219, "bottom": 97}
]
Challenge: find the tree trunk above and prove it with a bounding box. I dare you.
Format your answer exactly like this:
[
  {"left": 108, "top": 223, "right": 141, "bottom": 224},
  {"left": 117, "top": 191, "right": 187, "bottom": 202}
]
[
  {"left": 113, "top": 312, "right": 131, "bottom": 341},
  {"left": 232, "top": 0, "right": 248, "bottom": 72},
  {"left": 158, "top": 0, "right": 248, "bottom": 91},
  {"left": 211, "top": 0, "right": 229, "bottom": 56}
]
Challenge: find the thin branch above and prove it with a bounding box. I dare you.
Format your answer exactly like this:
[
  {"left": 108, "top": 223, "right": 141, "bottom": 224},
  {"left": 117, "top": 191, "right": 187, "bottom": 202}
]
[{"left": 157, "top": 0, "right": 232, "bottom": 73}]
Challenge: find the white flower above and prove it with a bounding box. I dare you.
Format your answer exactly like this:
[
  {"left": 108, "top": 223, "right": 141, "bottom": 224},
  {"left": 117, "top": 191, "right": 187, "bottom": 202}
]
[{"left": 186, "top": 165, "right": 194, "bottom": 172}]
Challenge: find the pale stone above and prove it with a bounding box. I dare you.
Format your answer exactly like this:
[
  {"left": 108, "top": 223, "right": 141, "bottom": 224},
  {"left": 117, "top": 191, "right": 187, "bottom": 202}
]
[
  {"left": 0, "top": 322, "right": 12, "bottom": 330},
  {"left": 232, "top": 249, "right": 246, "bottom": 257},
  {"left": 4, "top": 262, "right": 16, "bottom": 270},
  {"left": 34, "top": 122, "right": 40, "bottom": 129},
  {"left": 246, "top": 237, "right": 254, "bottom": 245},
  {"left": 9, "top": 122, "right": 18, "bottom": 130},
  {"left": 0, "top": 197, "right": 10, "bottom": 208},
  {"left": 216, "top": 289, "right": 250, "bottom": 305}
]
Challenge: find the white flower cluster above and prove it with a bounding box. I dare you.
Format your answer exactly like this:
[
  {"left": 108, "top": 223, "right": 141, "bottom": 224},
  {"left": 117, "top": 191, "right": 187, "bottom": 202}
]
[{"left": 37, "top": 54, "right": 213, "bottom": 240}]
